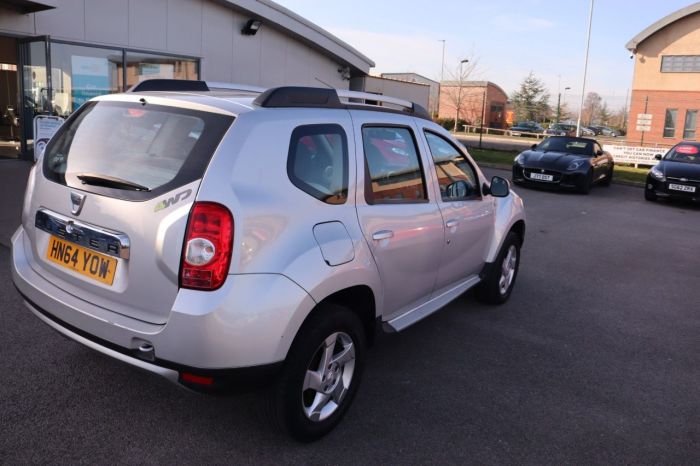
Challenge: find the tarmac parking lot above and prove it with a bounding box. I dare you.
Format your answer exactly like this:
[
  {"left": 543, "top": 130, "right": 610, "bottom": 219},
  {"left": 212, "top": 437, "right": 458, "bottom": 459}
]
[{"left": 0, "top": 168, "right": 698, "bottom": 464}]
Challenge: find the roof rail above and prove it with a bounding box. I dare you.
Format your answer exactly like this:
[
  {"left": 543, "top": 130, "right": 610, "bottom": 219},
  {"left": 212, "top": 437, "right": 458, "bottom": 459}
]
[
  {"left": 129, "top": 79, "right": 265, "bottom": 94},
  {"left": 336, "top": 89, "right": 430, "bottom": 119},
  {"left": 254, "top": 86, "right": 430, "bottom": 119}
]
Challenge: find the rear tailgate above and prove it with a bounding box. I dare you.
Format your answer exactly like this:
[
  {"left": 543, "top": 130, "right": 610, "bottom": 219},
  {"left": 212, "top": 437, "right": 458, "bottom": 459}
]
[{"left": 22, "top": 98, "right": 234, "bottom": 324}]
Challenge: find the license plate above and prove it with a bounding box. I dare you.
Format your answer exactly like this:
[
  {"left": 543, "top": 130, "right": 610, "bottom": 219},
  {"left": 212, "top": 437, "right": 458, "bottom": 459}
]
[
  {"left": 529, "top": 172, "right": 554, "bottom": 181},
  {"left": 668, "top": 183, "right": 696, "bottom": 193},
  {"left": 46, "top": 236, "right": 118, "bottom": 285}
]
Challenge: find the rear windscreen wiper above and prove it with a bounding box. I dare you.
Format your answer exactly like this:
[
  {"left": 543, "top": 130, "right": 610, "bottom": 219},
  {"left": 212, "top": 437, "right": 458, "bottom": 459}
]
[{"left": 76, "top": 173, "right": 151, "bottom": 192}]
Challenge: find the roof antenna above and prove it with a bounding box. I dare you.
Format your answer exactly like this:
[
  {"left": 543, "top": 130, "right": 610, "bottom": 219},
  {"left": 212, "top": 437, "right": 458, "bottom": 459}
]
[{"left": 314, "top": 77, "right": 334, "bottom": 89}]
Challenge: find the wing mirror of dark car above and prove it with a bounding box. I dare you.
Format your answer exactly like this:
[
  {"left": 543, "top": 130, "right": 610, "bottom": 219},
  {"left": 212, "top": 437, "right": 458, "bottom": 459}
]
[
  {"left": 595, "top": 150, "right": 604, "bottom": 156},
  {"left": 530, "top": 144, "right": 537, "bottom": 150},
  {"left": 446, "top": 180, "right": 469, "bottom": 198},
  {"left": 655, "top": 154, "right": 663, "bottom": 160},
  {"left": 483, "top": 176, "right": 510, "bottom": 198}
]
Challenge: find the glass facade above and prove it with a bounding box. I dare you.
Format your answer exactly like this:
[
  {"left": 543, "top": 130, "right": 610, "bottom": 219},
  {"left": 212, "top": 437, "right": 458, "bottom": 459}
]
[{"left": 14, "top": 38, "right": 199, "bottom": 158}]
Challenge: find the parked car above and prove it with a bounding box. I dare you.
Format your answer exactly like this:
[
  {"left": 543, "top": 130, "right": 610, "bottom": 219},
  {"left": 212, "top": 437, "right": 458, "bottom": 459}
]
[
  {"left": 589, "top": 125, "right": 620, "bottom": 137},
  {"left": 579, "top": 126, "right": 596, "bottom": 137},
  {"left": 11, "top": 80, "right": 527, "bottom": 442},
  {"left": 510, "top": 121, "right": 544, "bottom": 136},
  {"left": 645, "top": 142, "right": 700, "bottom": 203},
  {"left": 512, "top": 136, "right": 614, "bottom": 194},
  {"left": 544, "top": 123, "right": 576, "bottom": 136}
]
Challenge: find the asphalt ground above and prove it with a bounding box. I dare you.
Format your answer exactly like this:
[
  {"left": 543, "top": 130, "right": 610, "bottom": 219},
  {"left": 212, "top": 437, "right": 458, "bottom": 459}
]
[{"left": 1, "top": 169, "right": 698, "bottom": 464}]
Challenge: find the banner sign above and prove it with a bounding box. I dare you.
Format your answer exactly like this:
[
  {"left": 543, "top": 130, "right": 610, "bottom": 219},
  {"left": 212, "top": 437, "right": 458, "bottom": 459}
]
[
  {"left": 33, "top": 115, "right": 65, "bottom": 160},
  {"left": 602, "top": 144, "right": 665, "bottom": 166},
  {"left": 71, "top": 55, "right": 110, "bottom": 111}
]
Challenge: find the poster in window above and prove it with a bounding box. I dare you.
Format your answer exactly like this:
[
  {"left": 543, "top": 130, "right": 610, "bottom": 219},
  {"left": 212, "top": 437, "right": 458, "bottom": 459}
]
[{"left": 71, "top": 55, "right": 110, "bottom": 111}]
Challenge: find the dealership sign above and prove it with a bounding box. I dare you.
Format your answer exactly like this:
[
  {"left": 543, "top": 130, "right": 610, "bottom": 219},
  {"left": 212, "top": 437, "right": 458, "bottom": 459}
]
[{"left": 602, "top": 144, "right": 665, "bottom": 166}]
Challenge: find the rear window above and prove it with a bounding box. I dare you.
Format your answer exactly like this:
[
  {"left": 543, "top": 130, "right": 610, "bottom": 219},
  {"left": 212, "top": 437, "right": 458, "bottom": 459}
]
[{"left": 43, "top": 100, "right": 234, "bottom": 200}]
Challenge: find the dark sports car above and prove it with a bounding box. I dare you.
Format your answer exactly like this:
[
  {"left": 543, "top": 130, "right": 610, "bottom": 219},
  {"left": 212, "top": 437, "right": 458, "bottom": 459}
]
[
  {"left": 512, "top": 136, "right": 614, "bottom": 194},
  {"left": 645, "top": 142, "right": 700, "bottom": 203}
]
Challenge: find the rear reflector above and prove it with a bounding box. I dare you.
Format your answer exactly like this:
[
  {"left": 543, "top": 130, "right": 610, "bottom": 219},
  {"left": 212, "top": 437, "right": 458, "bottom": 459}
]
[
  {"left": 180, "top": 202, "right": 233, "bottom": 290},
  {"left": 180, "top": 372, "right": 215, "bottom": 386}
]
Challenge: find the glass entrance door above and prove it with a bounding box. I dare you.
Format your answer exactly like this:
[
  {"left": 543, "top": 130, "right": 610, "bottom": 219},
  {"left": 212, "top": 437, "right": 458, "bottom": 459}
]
[{"left": 19, "top": 36, "right": 52, "bottom": 155}]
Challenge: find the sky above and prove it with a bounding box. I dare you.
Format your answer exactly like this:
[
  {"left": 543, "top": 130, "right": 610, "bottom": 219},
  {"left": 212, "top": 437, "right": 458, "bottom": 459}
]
[{"left": 275, "top": 0, "right": 698, "bottom": 111}]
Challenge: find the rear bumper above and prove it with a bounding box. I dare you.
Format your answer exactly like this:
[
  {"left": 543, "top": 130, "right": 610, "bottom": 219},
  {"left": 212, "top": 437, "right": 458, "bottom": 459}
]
[{"left": 11, "top": 226, "right": 316, "bottom": 386}]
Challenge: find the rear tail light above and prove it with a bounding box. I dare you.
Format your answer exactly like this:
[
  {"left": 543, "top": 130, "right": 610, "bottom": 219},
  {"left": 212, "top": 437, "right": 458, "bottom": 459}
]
[{"left": 180, "top": 202, "right": 233, "bottom": 290}]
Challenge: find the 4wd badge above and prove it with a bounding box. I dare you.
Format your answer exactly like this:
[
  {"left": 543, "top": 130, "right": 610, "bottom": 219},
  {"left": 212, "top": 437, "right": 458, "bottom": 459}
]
[{"left": 154, "top": 189, "right": 192, "bottom": 212}]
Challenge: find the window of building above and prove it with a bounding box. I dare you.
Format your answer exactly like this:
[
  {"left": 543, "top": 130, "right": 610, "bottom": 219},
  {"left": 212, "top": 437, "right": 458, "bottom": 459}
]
[
  {"left": 362, "top": 126, "right": 427, "bottom": 204},
  {"left": 664, "top": 109, "right": 678, "bottom": 138},
  {"left": 288, "top": 124, "right": 348, "bottom": 204},
  {"left": 49, "top": 43, "right": 123, "bottom": 117},
  {"left": 661, "top": 55, "right": 700, "bottom": 73},
  {"left": 424, "top": 131, "right": 479, "bottom": 201},
  {"left": 683, "top": 110, "right": 698, "bottom": 140},
  {"left": 125, "top": 52, "right": 198, "bottom": 89}
]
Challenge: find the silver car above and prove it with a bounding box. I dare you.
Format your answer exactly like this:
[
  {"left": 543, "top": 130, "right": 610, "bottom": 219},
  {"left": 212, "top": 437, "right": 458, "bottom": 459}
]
[{"left": 11, "top": 80, "right": 526, "bottom": 441}]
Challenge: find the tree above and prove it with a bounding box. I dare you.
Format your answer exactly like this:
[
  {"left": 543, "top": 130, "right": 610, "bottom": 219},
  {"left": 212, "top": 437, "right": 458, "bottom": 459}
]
[
  {"left": 597, "top": 102, "right": 611, "bottom": 125},
  {"left": 440, "top": 58, "right": 481, "bottom": 131},
  {"left": 582, "top": 92, "right": 602, "bottom": 125},
  {"left": 511, "top": 72, "right": 551, "bottom": 123}
]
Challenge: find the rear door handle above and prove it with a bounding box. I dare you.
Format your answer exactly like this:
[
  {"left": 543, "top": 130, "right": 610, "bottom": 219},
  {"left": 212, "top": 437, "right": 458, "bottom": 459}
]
[
  {"left": 372, "top": 230, "right": 394, "bottom": 241},
  {"left": 445, "top": 219, "right": 459, "bottom": 229}
]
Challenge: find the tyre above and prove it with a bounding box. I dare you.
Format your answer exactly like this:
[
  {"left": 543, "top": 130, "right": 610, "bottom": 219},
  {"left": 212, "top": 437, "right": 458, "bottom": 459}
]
[
  {"left": 579, "top": 170, "right": 594, "bottom": 194},
  {"left": 600, "top": 167, "right": 613, "bottom": 187},
  {"left": 270, "top": 304, "right": 366, "bottom": 442},
  {"left": 645, "top": 190, "right": 657, "bottom": 202},
  {"left": 475, "top": 231, "right": 521, "bottom": 304}
]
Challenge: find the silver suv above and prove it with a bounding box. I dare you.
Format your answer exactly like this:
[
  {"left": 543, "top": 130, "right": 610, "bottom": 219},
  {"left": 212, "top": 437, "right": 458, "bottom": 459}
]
[{"left": 11, "top": 80, "right": 526, "bottom": 441}]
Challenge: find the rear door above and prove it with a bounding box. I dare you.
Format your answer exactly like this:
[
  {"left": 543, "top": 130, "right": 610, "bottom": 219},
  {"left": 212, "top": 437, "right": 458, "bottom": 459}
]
[
  {"left": 351, "top": 111, "right": 444, "bottom": 320},
  {"left": 23, "top": 96, "right": 234, "bottom": 324},
  {"left": 418, "top": 128, "right": 494, "bottom": 291}
]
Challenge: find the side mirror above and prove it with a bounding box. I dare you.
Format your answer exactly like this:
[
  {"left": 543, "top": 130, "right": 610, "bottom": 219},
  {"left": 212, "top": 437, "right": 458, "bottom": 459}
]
[
  {"left": 596, "top": 150, "right": 604, "bottom": 156},
  {"left": 530, "top": 144, "right": 537, "bottom": 150},
  {"left": 485, "top": 176, "right": 510, "bottom": 197},
  {"left": 654, "top": 154, "right": 663, "bottom": 160}
]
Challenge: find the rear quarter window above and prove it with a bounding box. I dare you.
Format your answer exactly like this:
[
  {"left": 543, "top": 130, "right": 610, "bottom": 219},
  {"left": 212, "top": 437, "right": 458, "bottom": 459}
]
[{"left": 43, "top": 100, "right": 233, "bottom": 201}]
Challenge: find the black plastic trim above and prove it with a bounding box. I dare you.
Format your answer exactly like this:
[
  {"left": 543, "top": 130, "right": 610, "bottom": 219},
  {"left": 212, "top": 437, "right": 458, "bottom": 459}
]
[{"left": 254, "top": 86, "right": 343, "bottom": 108}]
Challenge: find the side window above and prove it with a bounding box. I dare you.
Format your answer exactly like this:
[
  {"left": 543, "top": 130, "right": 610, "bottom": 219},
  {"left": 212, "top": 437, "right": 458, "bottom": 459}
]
[
  {"left": 288, "top": 124, "right": 348, "bottom": 204},
  {"left": 362, "top": 126, "right": 427, "bottom": 204},
  {"left": 424, "top": 131, "right": 480, "bottom": 201}
]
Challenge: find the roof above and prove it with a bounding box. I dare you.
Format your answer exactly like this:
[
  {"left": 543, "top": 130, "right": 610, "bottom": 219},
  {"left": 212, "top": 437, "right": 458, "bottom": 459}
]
[
  {"left": 440, "top": 80, "right": 508, "bottom": 96},
  {"left": 380, "top": 73, "right": 439, "bottom": 86},
  {"left": 359, "top": 75, "right": 430, "bottom": 88},
  {"left": 216, "top": 0, "right": 375, "bottom": 73},
  {"left": 3, "top": 0, "right": 54, "bottom": 13},
  {"left": 626, "top": 2, "right": 700, "bottom": 51}
]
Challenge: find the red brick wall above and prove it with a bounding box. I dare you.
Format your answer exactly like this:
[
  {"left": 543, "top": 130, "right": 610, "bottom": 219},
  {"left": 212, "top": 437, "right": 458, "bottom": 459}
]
[
  {"left": 438, "top": 84, "right": 508, "bottom": 128},
  {"left": 627, "top": 89, "right": 700, "bottom": 147}
]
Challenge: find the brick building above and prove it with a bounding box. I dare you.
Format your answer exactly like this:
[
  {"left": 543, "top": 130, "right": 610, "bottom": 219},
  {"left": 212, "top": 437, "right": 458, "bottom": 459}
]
[
  {"left": 437, "top": 81, "right": 508, "bottom": 128},
  {"left": 626, "top": 3, "right": 700, "bottom": 146}
]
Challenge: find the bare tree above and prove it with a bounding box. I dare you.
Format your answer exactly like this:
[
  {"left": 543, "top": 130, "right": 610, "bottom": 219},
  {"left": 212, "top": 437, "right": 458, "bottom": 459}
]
[
  {"left": 582, "top": 92, "right": 602, "bottom": 126},
  {"left": 440, "top": 58, "right": 481, "bottom": 131}
]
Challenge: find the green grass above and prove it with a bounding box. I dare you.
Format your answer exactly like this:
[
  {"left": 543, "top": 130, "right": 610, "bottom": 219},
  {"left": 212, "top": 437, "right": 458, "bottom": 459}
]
[{"left": 466, "top": 148, "right": 649, "bottom": 185}]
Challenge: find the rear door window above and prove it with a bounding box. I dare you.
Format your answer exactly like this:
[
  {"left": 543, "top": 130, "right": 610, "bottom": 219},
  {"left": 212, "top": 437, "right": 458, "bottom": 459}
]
[
  {"left": 362, "top": 126, "right": 427, "bottom": 204},
  {"left": 287, "top": 124, "right": 348, "bottom": 204},
  {"left": 43, "top": 100, "right": 233, "bottom": 200}
]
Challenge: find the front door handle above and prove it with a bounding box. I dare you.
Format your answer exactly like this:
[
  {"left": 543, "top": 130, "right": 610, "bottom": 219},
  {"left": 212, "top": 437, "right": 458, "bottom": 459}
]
[
  {"left": 445, "top": 219, "right": 459, "bottom": 229},
  {"left": 372, "top": 230, "right": 394, "bottom": 241}
]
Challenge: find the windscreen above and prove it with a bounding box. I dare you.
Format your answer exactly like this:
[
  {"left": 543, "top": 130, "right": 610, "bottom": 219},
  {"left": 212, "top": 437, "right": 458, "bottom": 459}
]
[
  {"left": 536, "top": 138, "right": 593, "bottom": 156},
  {"left": 665, "top": 144, "right": 700, "bottom": 164},
  {"left": 43, "top": 100, "right": 234, "bottom": 200}
]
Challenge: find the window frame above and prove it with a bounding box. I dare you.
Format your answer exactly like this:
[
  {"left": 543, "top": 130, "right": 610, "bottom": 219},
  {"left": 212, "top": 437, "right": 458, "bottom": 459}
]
[
  {"left": 664, "top": 109, "right": 678, "bottom": 138},
  {"left": 286, "top": 123, "right": 349, "bottom": 205},
  {"left": 660, "top": 55, "right": 700, "bottom": 73},
  {"left": 683, "top": 109, "right": 698, "bottom": 140},
  {"left": 361, "top": 123, "right": 429, "bottom": 205},
  {"left": 423, "top": 129, "right": 482, "bottom": 202}
]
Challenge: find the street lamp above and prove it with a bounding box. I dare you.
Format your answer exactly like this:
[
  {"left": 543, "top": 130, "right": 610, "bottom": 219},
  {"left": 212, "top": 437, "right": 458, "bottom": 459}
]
[
  {"left": 576, "top": 0, "right": 595, "bottom": 137},
  {"left": 437, "top": 39, "right": 446, "bottom": 117},
  {"left": 556, "top": 86, "right": 571, "bottom": 123},
  {"left": 454, "top": 58, "right": 469, "bottom": 132}
]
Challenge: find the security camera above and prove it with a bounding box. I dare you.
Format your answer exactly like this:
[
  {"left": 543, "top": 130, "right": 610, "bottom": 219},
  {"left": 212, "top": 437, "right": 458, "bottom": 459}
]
[{"left": 630, "top": 54, "right": 634, "bottom": 59}]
